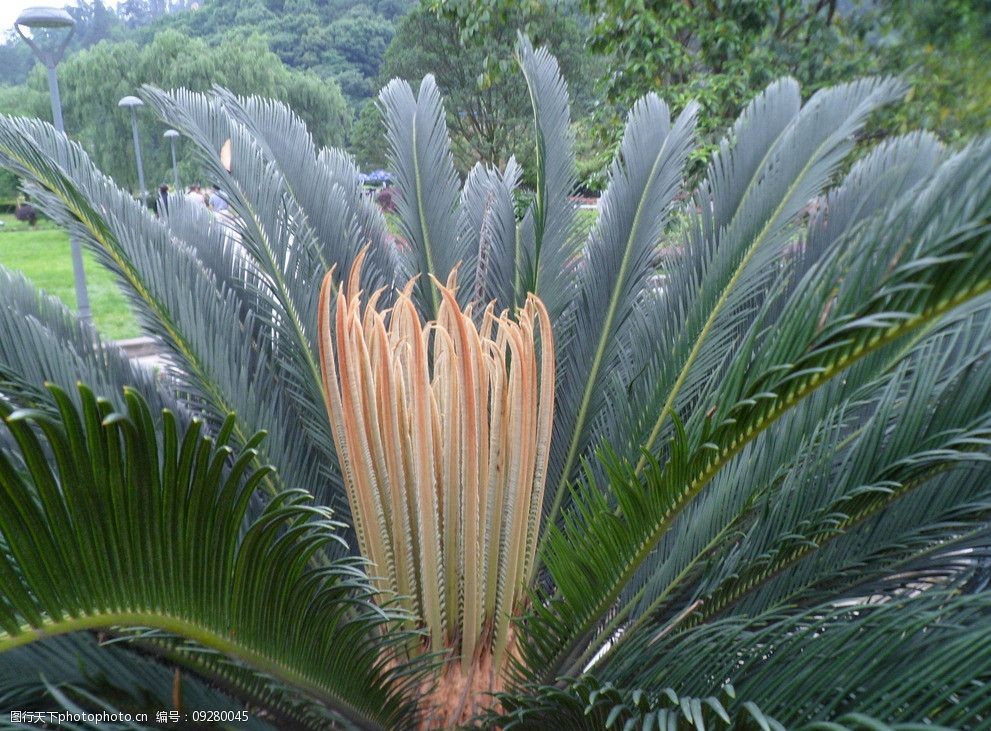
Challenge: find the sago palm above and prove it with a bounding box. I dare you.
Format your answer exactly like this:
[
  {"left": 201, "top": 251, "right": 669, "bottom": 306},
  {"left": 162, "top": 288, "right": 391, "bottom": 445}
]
[{"left": 1, "top": 35, "right": 991, "bottom": 729}]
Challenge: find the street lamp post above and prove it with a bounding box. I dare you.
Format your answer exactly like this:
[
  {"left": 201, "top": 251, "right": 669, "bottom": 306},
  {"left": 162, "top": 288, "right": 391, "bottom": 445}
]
[
  {"left": 118, "top": 96, "right": 147, "bottom": 203},
  {"left": 15, "top": 6, "right": 91, "bottom": 326},
  {"left": 164, "top": 129, "right": 180, "bottom": 190}
]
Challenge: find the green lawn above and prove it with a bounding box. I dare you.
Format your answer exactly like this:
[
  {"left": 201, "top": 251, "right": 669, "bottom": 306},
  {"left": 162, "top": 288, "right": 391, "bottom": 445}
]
[
  {"left": 0, "top": 206, "right": 599, "bottom": 344},
  {"left": 0, "top": 214, "right": 139, "bottom": 340}
]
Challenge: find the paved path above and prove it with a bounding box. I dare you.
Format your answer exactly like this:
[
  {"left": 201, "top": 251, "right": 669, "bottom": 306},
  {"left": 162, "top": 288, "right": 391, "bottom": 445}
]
[{"left": 116, "top": 336, "right": 167, "bottom": 371}]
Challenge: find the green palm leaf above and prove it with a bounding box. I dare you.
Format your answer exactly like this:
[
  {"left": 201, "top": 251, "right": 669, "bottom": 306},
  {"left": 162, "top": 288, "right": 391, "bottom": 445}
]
[
  {"left": 0, "top": 384, "right": 421, "bottom": 730},
  {"left": 515, "top": 34, "right": 579, "bottom": 322},
  {"left": 457, "top": 156, "right": 521, "bottom": 310},
  {"left": 629, "top": 294, "right": 991, "bottom": 609},
  {"left": 0, "top": 113, "right": 343, "bottom": 519},
  {"left": 210, "top": 88, "right": 399, "bottom": 292},
  {"left": 628, "top": 78, "right": 905, "bottom": 470},
  {"left": 379, "top": 74, "right": 462, "bottom": 316},
  {"left": 137, "top": 87, "right": 344, "bottom": 488},
  {"left": 518, "top": 136, "right": 991, "bottom": 684},
  {"left": 0, "top": 634, "right": 274, "bottom": 729},
  {"left": 545, "top": 91, "right": 698, "bottom": 537},
  {"left": 601, "top": 593, "right": 991, "bottom": 728},
  {"left": 610, "top": 132, "right": 952, "bottom": 629},
  {"left": 0, "top": 267, "right": 174, "bottom": 421}
]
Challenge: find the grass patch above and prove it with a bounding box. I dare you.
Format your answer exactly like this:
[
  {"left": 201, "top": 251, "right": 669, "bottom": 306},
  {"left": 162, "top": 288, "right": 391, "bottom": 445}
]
[
  {"left": 0, "top": 214, "right": 139, "bottom": 341},
  {"left": 0, "top": 212, "right": 58, "bottom": 233},
  {"left": 0, "top": 206, "right": 599, "bottom": 343}
]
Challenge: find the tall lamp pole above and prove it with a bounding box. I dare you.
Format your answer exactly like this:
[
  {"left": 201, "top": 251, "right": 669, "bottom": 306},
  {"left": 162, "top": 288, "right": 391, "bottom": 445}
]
[
  {"left": 15, "top": 6, "right": 91, "bottom": 326},
  {"left": 118, "top": 96, "right": 147, "bottom": 203},
  {"left": 164, "top": 129, "right": 180, "bottom": 189}
]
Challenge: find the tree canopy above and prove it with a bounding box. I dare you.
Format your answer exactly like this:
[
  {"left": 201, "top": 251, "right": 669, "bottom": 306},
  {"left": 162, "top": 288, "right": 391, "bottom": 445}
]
[
  {"left": 144, "top": 0, "right": 414, "bottom": 105},
  {"left": 432, "top": 0, "right": 990, "bottom": 180},
  {"left": 354, "top": 2, "right": 595, "bottom": 174},
  {"left": 17, "top": 30, "right": 349, "bottom": 192}
]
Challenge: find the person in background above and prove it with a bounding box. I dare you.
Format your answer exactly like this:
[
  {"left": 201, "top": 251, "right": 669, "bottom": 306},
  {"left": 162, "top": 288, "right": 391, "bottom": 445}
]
[
  {"left": 156, "top": 184, "right": 169, "bottom": 218},
  {"left": 14, "top": 198, "right": 37, "bottom": 226},
  {"left": 209, "top": 185, "right": 230, "bottom": 213},
  {"left": 185, "top": 184, "right": 204, "bottom": 207}
]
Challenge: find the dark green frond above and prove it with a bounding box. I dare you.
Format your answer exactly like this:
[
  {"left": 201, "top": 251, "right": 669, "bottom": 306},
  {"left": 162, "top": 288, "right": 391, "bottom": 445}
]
[
  {"left": 515, "top": 34, "right": 579, "bottom": 322},
  {"left": 0, "top": 385, "right": 422, "bottom": 730},
  {"left": 608, "top": 133, "right": 953, "bottom": 636},
  {"left": 379, "top": 74, "right": 462, "bottom": 316},
  {"left": 0, "top": 682, "right": 159, "bottom": 730},
  {"left": 517, "top": 135, "right": 991, "bottom": 685},
  {"left": 599, "top": 593, "right": 991, "bottom": 729},
  {"left": 486, "top": 678, "right": 762, "bottom": 731},
  {"left": 0, "top": 634, "right": 274, "bottom": 729},
  {"left": 544, "top": 91, "right": 697, "bottom": 537}
]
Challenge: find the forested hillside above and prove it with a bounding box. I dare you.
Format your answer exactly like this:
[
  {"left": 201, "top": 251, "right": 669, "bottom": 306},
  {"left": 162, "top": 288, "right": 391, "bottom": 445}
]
[
  {"left": 1, "top": 0, "right": 412, "bottom": 103},
  {"left": 3, "top": 31, "right": 351, "bottom": 193},
  {"left": 143, "top": 0, "right": 413, "bottom": 104},
  {"left": 0, "top": 0, "right": 987, "bottom": 198},
  {"left": 0, "top": 0, "right": 410, "bottom": 197}
]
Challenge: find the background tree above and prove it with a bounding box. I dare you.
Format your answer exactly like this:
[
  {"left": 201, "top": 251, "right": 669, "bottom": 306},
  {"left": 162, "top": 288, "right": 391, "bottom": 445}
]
[
  {"left": 871, "top": 0, "right": 991, "bottom": 141},
  {"left": 376, "top": 3, "right": 597, "bottom": 173},
  {"left": 68, "top": 0, "right": 125, "bottom": 48},
  {"left": 434, "top": 0, "right": 990, "bottom": 180},
  {"left": 19, "top": 30, "right": 349, "bottom": 193},
  {"left": 0, "top": 86, "right": 45, "bottom": 205},
  {"left": 578, "top": 0, "right": 876, "bottom": 166},
  {"left": 350, "top": 99, "right": 390, "bottom": 170},
  {"left": 0, "top": 1, "right": 125, "bottom": 87},
  {"left": 148, "top": 0, "right": 414, "bottom": 106},
  {"left": 0, "top": 0, "right": 413, "bottom": 111}
]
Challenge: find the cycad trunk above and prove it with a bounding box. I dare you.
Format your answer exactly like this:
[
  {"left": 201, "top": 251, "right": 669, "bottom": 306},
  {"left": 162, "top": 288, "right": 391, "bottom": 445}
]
[
  {"left": 318, "top": 256, "right": 555, "bottom": 723},
  {"left": 420, "top": 629, "right": 516, "bottom": 728}
]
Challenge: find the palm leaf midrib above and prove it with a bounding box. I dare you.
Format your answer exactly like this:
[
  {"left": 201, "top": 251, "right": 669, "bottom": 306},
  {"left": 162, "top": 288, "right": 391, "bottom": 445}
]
[
  {"left": 544, "top": 102, "right": 688, "bottom": 547},
  {"left": 0, "top": 610, "right": 385, "bottom": 730},
  {"left": 539, "top": 276, "right": 991, "bottom": 684},
  {"left": 637, "top": 92, "right": 862, "bottom": 474}
]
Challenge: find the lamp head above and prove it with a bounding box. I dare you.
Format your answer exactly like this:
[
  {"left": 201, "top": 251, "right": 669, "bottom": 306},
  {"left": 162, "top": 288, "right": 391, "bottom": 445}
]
[
  {"left": 164, "top": 129, "right": 180, "bottom": 139},
  {"left": 15, "top": 7, "right": 76, "bottom": 67},
  {"left": 15, "top": 6, "right": 75, "bottom": 29},
  {"left": 118, "top": 96, "right": 144, "bottom": 109}
]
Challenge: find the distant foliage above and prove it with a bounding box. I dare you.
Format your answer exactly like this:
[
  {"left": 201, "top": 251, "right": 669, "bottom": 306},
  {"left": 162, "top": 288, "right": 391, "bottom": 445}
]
[
  {"left": 432, "top": 0, "right": 989, "bottom": 182},
  {"left": 20, "top": 30, "right": 349, "bottom": 192},
  {"left": 378, "top": 3, "right": 597, "bottom": 175},
  {"left": 0, "top": 1, "right": 189, "bottom": 87},
  {"left": 0, "top": 0, "right": 413, "bottom": 110},
  {"left": 147, "top": 0, "right": 415, "bottom": 105},
  {"left": 350, "top": 100, "right": 389, "bottom": 170},
  {"left": 872, "top": 0, "right": 991, "bottom": 142}
]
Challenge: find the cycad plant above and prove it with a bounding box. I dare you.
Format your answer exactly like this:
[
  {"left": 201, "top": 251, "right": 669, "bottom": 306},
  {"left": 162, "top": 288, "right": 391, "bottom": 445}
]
[
  {"left": 1, "top": 35, "right": 991, "bottom": 730},
  {"left": 318, "top": 258, "right": 554, "bottom": 725}
]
